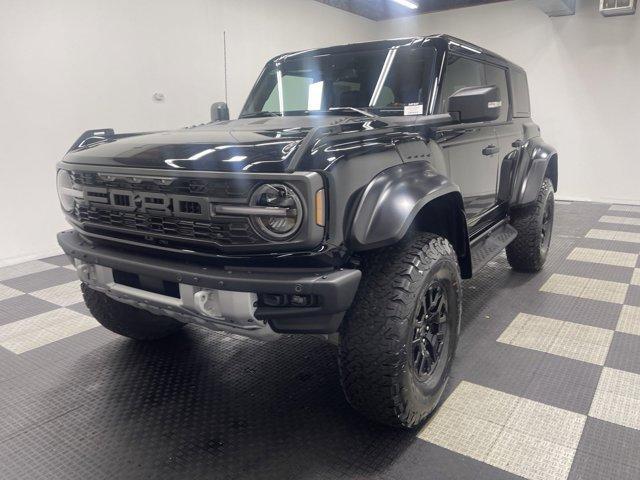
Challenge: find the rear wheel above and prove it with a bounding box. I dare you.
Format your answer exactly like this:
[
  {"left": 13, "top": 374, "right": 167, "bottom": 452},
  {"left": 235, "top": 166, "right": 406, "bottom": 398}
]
[
  {"left": 506, "top": 177, "right": 555, "bottom": 272},
  {"left": 82, "top": 284, "right": 184, "bottom": 340},
  {"left": 338, "top": 233, "right": 461, "bottom": 428}
]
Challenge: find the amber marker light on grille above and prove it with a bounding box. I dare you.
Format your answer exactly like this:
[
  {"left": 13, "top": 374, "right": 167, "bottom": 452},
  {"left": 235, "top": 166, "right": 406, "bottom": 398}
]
[{"left": 315, "top": 189, "right": 326, "bottom": 227}]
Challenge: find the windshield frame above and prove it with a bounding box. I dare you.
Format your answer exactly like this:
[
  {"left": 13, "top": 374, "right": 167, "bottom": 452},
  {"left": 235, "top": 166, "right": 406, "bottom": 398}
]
[{"left": 240, "top": 44, "right": 439, "bottom": 119}]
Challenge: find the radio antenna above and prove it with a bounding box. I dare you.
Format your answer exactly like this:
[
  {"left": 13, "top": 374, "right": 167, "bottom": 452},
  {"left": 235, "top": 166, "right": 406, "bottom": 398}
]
[{"left": 223, "top": 30, "right": 228, "bottom": 105}]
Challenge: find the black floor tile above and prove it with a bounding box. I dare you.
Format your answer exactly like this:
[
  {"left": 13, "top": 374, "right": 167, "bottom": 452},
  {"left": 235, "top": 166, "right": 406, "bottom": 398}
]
[
  {"left": 577, "top": 237, "right": 640, "bottom": 254},
  {"left": 569, "top": 450, "right": 640, "bottom": 480},
  {"left": 555, "top": 259, "right": 635, "bottom": 284},
  {"left": 524, "top": 355, "right": 602, "bottom": 414},
  {"left": 605, "top": 332, "right": 640, "bottom": 375},
  {"left": 577, "top": 417, "right": 640, "bottom": 470},
  {"left": 625, "top": 285, "right": 640, "bottom": 307},
  {"left": 40, "top": 253, "right": 71, "bottom": 266},
  {"left": 1, "top": 267, "right": 78, "bottom": 293},
  {"left": 0, "top": 294, "right": 59, "bottom": 326}
]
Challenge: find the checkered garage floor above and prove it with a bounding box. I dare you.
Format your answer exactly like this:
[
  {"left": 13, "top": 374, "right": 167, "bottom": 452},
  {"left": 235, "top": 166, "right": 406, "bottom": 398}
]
[{"left": 2, "top": 202, "right": 640, "bottom": 480}]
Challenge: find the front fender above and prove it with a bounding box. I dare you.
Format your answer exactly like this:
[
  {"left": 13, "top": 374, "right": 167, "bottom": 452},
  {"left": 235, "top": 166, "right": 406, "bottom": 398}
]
[
  {"left": 349, "top": 161, "right": 460, "bottom": 251},
  {"left": 514, "top": 138, "right": 558, "bottom": 205}
]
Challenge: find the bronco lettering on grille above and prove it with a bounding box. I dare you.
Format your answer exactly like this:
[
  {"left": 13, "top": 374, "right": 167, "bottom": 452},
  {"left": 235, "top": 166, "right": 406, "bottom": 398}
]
[{"left": 85, "top": 188, "right": 210, "bottom": 220}]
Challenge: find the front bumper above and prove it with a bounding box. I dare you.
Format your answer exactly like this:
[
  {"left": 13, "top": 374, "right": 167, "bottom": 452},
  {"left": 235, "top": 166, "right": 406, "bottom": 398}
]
[{"left": 58, "top": 230, "right": 361, "bottom": 337}]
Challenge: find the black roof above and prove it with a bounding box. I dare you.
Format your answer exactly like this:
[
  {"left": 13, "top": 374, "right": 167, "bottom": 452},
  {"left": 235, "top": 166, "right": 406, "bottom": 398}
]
[{"left": 270, "top": 34, "right": 523, "bottom": 72}]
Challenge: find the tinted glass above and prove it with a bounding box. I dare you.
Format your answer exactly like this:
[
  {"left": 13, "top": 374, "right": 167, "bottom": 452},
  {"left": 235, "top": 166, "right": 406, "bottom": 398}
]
[
  {"left": 438, "top": 55, "right": 485, "bottom": 113},
  {"left": 511, "top": 69, "right": 531, "bottom": 118},
  {"left": 242, "top": 46, "right": 437, "bottom": 117},
  {"left": 439, "top": 55, "right": 510, "bottom": 122},
  {"left": 484, "top": 63, "right": 509, "bottom": 122}
]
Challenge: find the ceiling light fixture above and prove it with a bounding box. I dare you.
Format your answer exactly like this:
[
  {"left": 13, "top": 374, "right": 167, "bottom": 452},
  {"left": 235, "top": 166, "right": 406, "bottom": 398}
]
[{"left": 391, "top": 0, "right": 419, "bottom": 9}]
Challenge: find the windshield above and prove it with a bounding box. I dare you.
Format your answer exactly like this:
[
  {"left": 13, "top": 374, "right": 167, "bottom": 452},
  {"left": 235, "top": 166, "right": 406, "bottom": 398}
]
[{"left": 241, "top": 46, "right": 437, "bottom": 118}]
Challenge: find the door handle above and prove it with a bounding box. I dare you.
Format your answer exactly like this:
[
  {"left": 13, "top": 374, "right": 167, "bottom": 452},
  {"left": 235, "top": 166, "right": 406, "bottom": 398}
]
[{"left": 482, "top": 145, "right": 499, "bottom": 156}]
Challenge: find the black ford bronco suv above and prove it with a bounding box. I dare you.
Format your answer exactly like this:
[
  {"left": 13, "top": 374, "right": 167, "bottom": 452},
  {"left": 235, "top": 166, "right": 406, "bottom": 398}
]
[{"left": 56, "top": 35, "right": 557, "bottom": 428}]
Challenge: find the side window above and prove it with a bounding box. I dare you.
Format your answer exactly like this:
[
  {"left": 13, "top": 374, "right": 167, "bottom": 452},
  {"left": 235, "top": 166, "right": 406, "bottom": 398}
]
[
  {"left": 484, "top": 64, "right": 509, "bottom": 122},
  {"left": 511, "top": 69, "right": 531, "bottom": 118},
  {"left": 438, "top": 55, "right": 485, "bottom": 113}
]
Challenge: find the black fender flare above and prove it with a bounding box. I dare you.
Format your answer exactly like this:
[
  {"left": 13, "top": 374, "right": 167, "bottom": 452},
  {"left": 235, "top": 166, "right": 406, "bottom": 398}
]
[
  {"left": 349, "top": 161, "right": 466, "bottom": 252},
  {"left": 514, "top": 138, "right": 558, "bottom": 205}
]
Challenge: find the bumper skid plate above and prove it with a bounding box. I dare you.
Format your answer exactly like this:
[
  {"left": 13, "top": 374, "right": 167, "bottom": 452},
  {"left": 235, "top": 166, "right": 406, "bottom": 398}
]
[{"left": 58, "top": 230, "right": 361, "bottom": 337}]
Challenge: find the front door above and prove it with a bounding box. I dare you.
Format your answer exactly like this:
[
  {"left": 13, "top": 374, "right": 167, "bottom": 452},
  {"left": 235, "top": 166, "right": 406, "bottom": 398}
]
[{"left": 435, "top": 54, "right": 504, "bottom": 230}]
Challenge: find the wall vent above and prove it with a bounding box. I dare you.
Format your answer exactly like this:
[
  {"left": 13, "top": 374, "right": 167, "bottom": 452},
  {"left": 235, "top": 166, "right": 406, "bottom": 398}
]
[{"left": 600, "top": 0, "right": 637, "bottom": 16}]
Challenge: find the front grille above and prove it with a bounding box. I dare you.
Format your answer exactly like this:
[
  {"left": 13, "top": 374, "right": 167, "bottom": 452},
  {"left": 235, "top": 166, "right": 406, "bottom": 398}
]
[
  {"left": 75, "top": 204, "right": 261, "bottom": 245},
  {"left": 70, "top": 171, "right": 254, "bottom": 198},
  {"left": 69, "top": 171, "right": 263, "bottom": 247}
]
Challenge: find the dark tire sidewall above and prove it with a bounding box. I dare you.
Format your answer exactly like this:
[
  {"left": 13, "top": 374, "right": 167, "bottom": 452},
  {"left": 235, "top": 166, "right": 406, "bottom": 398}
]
[
  {"left": 401, "top": 255, "right": 461, "bottom": 418},
  {"left": 539, "top": 185, "right": 555, "bottom": 260}
]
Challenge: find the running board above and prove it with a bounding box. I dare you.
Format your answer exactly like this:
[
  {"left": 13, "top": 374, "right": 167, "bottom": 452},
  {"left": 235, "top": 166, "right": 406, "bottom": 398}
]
[{"left": 469, "top": 221, "right": 518, "bottom": 273}]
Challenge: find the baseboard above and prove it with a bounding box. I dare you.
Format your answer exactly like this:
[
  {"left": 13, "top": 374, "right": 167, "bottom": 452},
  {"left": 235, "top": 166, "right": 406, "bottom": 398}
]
[
  {"left": 0, "top": 247, "right": 64, "bottom": 268},
  {"left": 555, "top": 195, "right": 640, "bottom": 206}
]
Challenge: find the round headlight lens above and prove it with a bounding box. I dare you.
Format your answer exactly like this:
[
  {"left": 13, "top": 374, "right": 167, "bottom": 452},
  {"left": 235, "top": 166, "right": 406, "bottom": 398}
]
[
  {"left": 250, "top": 183, "right": 303, "bottom": 240},
  {"left": 56, "top": 170, "right": 76, "bottom": 212}
]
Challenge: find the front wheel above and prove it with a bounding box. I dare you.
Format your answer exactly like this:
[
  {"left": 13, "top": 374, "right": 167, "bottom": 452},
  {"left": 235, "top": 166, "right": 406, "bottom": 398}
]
[
  {"left": 338, "top": 233, "right": 462, "bottom": 428},
  {"left": 82, "top": 284, "right": 185, "bottom": 340}
]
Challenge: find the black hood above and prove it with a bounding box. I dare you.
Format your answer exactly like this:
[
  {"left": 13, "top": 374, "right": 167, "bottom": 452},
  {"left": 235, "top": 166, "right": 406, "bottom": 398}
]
[{"left": 62, "top": 115, "right": 371, "bottom": 173}]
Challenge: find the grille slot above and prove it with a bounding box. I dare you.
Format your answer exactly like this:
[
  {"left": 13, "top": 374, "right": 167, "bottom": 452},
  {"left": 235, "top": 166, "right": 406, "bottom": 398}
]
[
  {"left": 179, "top": 200, "right": 202, "bottom": 215},
  {"left": 113, "top": 194, "right": 130, "bottom": 207},
  {"left": 71, "top": 171, "right": 254, "bottom": 198},
  {"left": 74, "top": 204, "right": 261, "bottom": 246}
]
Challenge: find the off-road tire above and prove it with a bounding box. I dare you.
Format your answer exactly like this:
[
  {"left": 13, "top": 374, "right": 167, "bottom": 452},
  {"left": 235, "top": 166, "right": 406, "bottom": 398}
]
[
  {"left": 82, "top": 283, "right": 184, "bottom": 340},
  {"left": 506, "top": 177, "right": 555, "bottom": 272},
  {"left": 338, "top": 232, "right": 462, "bottom": 428}
]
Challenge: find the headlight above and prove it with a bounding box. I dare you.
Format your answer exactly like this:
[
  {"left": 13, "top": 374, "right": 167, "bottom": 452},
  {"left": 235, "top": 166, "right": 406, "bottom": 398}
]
[
  {"left": 56, "top": 170, "right": 80, "bottom": 212},
  {"left": 250, "top": 183, "right": 303, "bottom": 240}
]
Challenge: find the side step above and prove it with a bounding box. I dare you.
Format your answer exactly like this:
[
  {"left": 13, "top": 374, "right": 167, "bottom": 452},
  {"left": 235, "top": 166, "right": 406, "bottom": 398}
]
[{"left": 469, "top": 221, "right": 518, "bottom": 272}]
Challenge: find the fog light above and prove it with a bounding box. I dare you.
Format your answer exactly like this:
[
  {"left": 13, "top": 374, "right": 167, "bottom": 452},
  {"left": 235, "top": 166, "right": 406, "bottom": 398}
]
[
  {"left": 194, "top": 289, "right": 222, "bottom": 318},
  {"left": 290, "top": 294, "right": 312, "bottom": 307},
  {"left": 262, "top": 293, "right": 286, "bottom": 307},
  {"left": 76, "top": 262, "right": 96, "bottom": 284}
]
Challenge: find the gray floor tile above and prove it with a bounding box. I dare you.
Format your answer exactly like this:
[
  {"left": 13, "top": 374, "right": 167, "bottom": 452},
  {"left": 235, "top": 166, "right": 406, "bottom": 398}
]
[
  {"left": 67, "top": 301, "right": 91, "bottom": 316},
  {"left": 577, "top": 237, "right": 640, "bottom": 254},
  {"left": 40, "top": 253, "right": 71, "bottom": 266},
  {"left": 555, "top": 259, "right": 635, "bottom": 284},
  {"left": 605, "top": 332, "right": 640, "bottom": 375},
  {"left": 519, "top": 292, "right": 621, "bottom": 330},
  {"left": 1, "top": 267, "right": 78, "bottom": 293},
  {"left": 576, "top": 417, "right": 640, "bottom": 470},
  {"left": 0, "top": 295, "right": 59, "bottom": 326},
  {"left": 524, "top": 355, "right": 601, "bottom": 414},
  {"left": 462, "top": 342, "right": 545, "bottom": 397},
  {"left": 0, "top": 346, "right": 38, "bottom": 383},
  {"left": 389, "top": 441, "right": 523, "bottom": 480},
  {"left": 568, "top": 450, "right": 640, "bottom": 480},
  {"left": 625, "top": 285, "right": 640, "bottom": 307}
]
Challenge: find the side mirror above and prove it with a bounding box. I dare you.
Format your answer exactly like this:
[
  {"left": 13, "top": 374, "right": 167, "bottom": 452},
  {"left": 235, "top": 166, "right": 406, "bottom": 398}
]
[
  {"left": 447, "top": 85, "right": 501, "bottom": 123},
  {"left": 210, "top": 102, "right": 230, "bottom": 122}
]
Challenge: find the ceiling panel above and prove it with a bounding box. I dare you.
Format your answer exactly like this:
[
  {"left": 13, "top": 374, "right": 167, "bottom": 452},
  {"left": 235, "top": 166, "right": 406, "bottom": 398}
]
[{"left": 315, "top": 0, "right": 509, "bottom": 20}]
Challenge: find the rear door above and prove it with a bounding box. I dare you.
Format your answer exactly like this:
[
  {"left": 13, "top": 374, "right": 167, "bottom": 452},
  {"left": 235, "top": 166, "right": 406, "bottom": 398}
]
[
  {"left": 486, "top": 63, "right": 523, "bottom": 206},
  {"left": 435, "top": 54, "right": 501, "bottom": 230}
]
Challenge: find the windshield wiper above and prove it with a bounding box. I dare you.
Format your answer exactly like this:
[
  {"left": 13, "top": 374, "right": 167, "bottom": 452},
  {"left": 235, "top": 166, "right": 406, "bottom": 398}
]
[
  {"left": 327, "top": 107, "right": 375, "bottom": 118},
  {"left": 239, "top": 111, "right": 282, "bottom": 119}
]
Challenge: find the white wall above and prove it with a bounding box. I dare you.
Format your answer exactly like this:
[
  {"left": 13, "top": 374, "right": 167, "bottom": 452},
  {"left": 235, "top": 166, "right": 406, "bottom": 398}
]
[
  {"left": 2, "top": 0, "right": 639, "bottom": 264},
  {"left": 378, "top": 0, "right": 640, "bottom": 205},
  {"left": 0, "top": 0, "right": 375, "bottom": 265}
]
